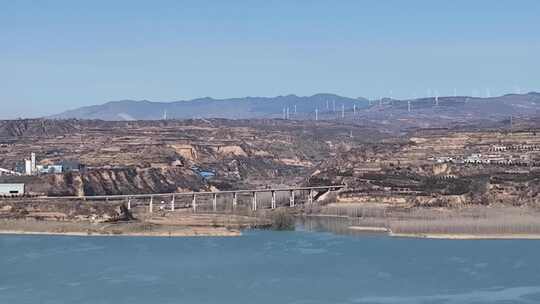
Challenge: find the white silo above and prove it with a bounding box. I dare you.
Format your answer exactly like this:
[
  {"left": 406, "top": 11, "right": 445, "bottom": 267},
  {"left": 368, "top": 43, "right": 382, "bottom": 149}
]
[
  {"left": 25, "top": 159, "right": 32, "bottom": 175},
  {"left": 31, "top": 153, "right": 36, "bottom": 173}
]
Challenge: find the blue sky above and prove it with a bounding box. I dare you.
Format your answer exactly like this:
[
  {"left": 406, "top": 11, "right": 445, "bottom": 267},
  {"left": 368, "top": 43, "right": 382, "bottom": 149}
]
[{"left": 1, "top": 0, "right": 539, "bottom": 118}]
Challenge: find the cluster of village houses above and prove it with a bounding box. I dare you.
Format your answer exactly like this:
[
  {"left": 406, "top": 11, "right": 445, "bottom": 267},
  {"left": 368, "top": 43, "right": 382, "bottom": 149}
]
[{"left": 432, "top": 145, "right": 539, "bottom": 166}]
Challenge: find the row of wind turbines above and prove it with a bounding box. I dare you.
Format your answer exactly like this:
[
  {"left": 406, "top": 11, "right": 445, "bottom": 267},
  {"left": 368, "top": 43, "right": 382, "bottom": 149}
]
[{"left": 279, "top": 85, "right": 529, "bottom": 121}]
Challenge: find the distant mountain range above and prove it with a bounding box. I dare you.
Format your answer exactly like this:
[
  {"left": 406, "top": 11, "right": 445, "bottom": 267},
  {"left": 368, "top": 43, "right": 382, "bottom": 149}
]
[
  {"left": 51, "top": 94, "right": 368, "bottom": 121},
  {"left": 49, "top": 92, "right": 540, "bottom": 122}
]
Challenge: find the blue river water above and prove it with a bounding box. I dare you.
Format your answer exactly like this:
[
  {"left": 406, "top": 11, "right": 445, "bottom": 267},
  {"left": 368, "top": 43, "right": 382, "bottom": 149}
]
[{"left": 1, "top": 229, "right": 540, "bottom": 304}]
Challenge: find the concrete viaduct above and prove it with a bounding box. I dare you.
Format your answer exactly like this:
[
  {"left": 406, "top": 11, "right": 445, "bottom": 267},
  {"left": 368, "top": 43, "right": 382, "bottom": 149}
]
[{"left": 51, "top": 185, "right": 344, "bottom": 213}]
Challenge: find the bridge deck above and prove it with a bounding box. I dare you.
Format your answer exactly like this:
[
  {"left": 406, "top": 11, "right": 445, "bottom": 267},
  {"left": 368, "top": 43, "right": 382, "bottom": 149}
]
[{"left": 46, "top": 185, "right": 345, "bottom": 200}]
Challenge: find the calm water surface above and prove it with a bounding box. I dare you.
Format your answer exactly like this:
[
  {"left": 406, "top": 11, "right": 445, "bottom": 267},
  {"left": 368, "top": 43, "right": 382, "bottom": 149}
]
[{"left": 1, "top": 226, "right": 540, "bottom": 304}]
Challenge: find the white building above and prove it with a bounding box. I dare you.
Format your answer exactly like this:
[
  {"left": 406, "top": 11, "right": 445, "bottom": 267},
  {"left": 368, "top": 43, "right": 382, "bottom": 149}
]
[
  {"left": 25, "top": 159, "right": 32, "bottom": 175},
  {"left": 23, "top": 153, "right": 38, "bottom": 175},
  {"left": 36, "top": 165, "right": 63, "bottom": 174},
  {"left": 464, "top": 153, "right": 489, "bottom": 164},
  {"left": 436, "top": 156, "right": 454, "bottom": 163},
  {"left": 0, "top": 183, "right": 25, "bottom": 195}
]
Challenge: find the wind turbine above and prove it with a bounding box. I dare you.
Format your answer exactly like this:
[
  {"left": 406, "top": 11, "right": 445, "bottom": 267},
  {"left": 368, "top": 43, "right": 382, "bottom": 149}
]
[
  {"left": 510, "top": 115, "right": 514, "bottom": 134},
  {"left": 408, "top": 93, "right": 415, "bottom": 113}
]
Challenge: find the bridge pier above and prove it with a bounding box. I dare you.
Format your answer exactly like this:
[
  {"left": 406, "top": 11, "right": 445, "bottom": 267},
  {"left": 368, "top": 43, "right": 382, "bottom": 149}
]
[
  {"left": 271, "top": 190, "right": 276, "bottom": 209},
  {"left": 251, "top": 192, "right": 257, "bottom": 211},
  {"left": 308, "top": 189, "right": 314, "bottom": 204},
  {"left": 149, "top": 196, "right": 153, "bottom": 213},
  {"left": 192, "top": 194, "right": 197, "bottom": 213},
  {"left": 232, "top": 192, "right": 237, "bottom": 210},
  {"left": 171, "top": 195, "right": 175, "bottom": 211},
  {"left": 289, "top": 190, "right": 295, "bottom": 207},
  {"left": 127, "top": 198, "right": 131, "bottom": 210},
  {"left": 213, "top": 193, "right": 217, "bottom": 212}
]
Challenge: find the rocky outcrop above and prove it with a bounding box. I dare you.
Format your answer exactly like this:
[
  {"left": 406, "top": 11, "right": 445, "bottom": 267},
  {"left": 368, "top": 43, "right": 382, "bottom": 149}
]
[
  {"left": 0, "top": 119, "right": 81, "bottom": 138},
  {"left": 35, "top": 167, "right": 207, "bottom": 196}
]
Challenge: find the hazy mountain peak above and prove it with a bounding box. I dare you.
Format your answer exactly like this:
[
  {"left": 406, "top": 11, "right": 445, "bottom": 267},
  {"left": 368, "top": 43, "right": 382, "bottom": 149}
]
[
  {"left": 50, "top": 94, "right": 368, "bottom": 121},
  {"left": 48, "top": 93, "right": 540, "bottom": 122}
]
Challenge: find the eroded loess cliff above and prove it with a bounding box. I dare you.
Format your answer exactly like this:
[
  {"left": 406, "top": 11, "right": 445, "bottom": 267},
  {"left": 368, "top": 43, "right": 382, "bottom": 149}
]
[{"left": 28, "top": 167, "right": 206, "bottom": 196}]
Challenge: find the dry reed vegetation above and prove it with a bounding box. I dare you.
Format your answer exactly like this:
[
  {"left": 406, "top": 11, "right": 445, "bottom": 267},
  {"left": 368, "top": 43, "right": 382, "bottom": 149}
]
[{"left": 319, "top": 203, "right": 540, "bottom": 236}]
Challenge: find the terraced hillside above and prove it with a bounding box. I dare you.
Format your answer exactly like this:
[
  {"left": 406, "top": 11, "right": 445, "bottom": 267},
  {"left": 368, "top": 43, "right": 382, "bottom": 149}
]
[
  {"left": 0, "top": 119, "right": 386, "bottom": 196},
  {"left": 311, "top": 129, "right": 540, "bottom": 207}
]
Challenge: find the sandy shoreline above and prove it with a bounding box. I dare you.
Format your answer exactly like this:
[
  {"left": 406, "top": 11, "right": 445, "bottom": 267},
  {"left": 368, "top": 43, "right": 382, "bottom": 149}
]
[
  {"left": 0, "top": 212, "right": 263, "bottom": 238},
  {"left": 347, "top": 225, "right": 540, "bottom": 240},
  {"left": 389, "top": 232, "right": 540, "bottom": 240},
  {"left": 347, "top": 225, "right": 540, "bottom": 239},
  {"left": 0, "top": 228, "right": 241, "bottom": 237},
  {"left": 4, "top": 204, "right": 540, "bottom": 240},
  {"left": 348, "top": 226, "right": 389, "bottom": 232},
  {"left": 3, "top": 227, "right": 540, "bottom": 240}
]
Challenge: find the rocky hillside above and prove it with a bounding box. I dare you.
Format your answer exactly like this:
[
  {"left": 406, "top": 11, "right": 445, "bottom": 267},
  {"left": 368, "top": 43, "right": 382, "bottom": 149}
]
[
  {"left": 0, "top": 119, "right": 82, "bottom": 138},
  {"left": 0, "top": 118, "right": 388, "bottom": 196},
  {"left": 5, "top": 117, "right": 540, "bottom": 204},
  {"left": 24, "top": 167, "right": 207, "bottom": 196},
  {"left": 309, "top": 129, "right": 540, "bottom": 207}
]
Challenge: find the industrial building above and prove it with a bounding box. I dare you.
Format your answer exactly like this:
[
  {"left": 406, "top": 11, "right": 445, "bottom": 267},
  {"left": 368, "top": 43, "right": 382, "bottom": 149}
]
[
  {"left": 21, "top": 152, "right": 37, "bottom": 175},
  {"left": 0, "top": 183, "right": 25, "bottom": 196},
  {"left": 14, "top": 153, "right": 85, "bottom": 175},
  {"left": 60, "top": 160, "right": 85, "bottom": 173},
  {"left": 36, "top": 165, "right": 63, "bottom": 174}
]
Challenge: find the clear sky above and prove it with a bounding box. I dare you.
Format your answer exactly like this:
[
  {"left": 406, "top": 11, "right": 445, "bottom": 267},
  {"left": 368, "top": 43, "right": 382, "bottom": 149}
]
[{"left": 1, "top": 0, "right": 539, "bottom": 118}]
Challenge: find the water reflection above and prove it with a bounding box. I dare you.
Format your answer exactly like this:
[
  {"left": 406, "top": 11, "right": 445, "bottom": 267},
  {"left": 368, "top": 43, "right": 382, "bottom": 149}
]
[{"left": 296, "top": 216, "right": 388, "bottom": 237}]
